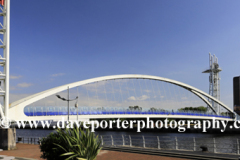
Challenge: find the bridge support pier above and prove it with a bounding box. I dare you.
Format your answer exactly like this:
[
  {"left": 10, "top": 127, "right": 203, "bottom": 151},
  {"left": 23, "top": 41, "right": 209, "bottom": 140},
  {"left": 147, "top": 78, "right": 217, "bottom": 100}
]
[{"left": 0, "top": 128, "right": 16, "bottom": 150}]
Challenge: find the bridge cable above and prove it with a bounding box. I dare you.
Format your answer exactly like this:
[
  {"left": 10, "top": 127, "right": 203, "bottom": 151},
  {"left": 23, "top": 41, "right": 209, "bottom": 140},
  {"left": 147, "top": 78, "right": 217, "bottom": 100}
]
[
  {"left": 110, "top": 80, "right": 116, "bottom": 103},
  {"left": 118, "top": 79, "right": 124, "bottom": 104},
  {"left": 171, "top": 84, "right": 179, "bottom": 112},
  {"left": 177, "top": 86, "right": 184, "bottom": 110},
  {"left": 156, "top": 81, "right": 163, "bottom": 109},
  {"left": 161, "top": 82, "right": 167, "bottom": 109},
  {"left": 138, "top": 79, "right": 143, "bottom": 99},
  {"left": 131, "top": 79, "right": 138, "bottom": 107},
  {"left": 151, "top": 80, "right": 158, "bottom": 108},
  {"left": 85, "top": 84, "right": 90, "bottom": 108},
  {"left": 166, "top": 83, "right": 174, "bottom": 111},
  {"left": 173, "top": 85, "right": 180, "bottom": 110},
  {"left": 103, "top": 81, "right": 108, "bottom": 107},
  {"left": 125, "top": 79, "right": 131, "bottom": 109},
  {"left": 95, "top": 82, "right": 99, "bottom": 106},
  {"left": 144, "top": 79, "right": 151, "bottom": 107}
]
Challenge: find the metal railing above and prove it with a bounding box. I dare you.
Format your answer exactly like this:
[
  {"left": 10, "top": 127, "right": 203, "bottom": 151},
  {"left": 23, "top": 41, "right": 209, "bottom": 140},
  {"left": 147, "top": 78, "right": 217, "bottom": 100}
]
[
  {"left": 17, "top": 135, "right": 240, "bottom": 155},
  {"left": 99, "top": 135, "right": 240, "bottom": 155},
  {"left": 22, "top": 106, "right": 234, "bottom": 119},
  {"left": 17, "top": 137, "right": 41, "bottom": 145}
]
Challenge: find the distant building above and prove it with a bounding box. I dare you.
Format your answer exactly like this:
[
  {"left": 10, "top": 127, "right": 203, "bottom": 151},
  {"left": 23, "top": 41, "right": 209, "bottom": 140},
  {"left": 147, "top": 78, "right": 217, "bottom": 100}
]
[{"left": 234, "top": 76, "right": 240, "bottom": 115}]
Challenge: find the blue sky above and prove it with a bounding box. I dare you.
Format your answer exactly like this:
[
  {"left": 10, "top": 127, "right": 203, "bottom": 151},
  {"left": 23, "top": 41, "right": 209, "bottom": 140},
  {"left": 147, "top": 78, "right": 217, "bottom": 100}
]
[{"left": 8, "top": 0, "right": 240, "bottom": 108}]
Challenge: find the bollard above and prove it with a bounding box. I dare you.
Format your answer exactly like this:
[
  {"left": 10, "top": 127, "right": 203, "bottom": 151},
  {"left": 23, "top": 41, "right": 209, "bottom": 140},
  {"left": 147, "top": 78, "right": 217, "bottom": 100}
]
[
  {"left": 122, "top": 135, "right": 125, "bottom": 146},
  {"left": 101, "top": 136, "right": 103, "bottom": 146},
  {"left": 38, "top": 137, "right": 41, "bottom": 145},
  {"left": 129, "top": 135, "right": 132, "bottom": 147},
  {"left": 237, "top": 139, "right": 239, "bottom": 155},
  {"left": 193, "top": 137, "right": 196, "bottom": 151},
  {"left": 213, "top": 138, "right": 216, "bottom": 153},
  {"left": 157, "top": 136, "right": 160, "bottom": 149},
  {"left": 142, "top": 136, "right": 145, "bottom": 148},
  {"left": 175, "top": 137, "right": 178, "bottom": 150},
  {"left": 111, "top": 135, "right": 114, "bottom": 146}
]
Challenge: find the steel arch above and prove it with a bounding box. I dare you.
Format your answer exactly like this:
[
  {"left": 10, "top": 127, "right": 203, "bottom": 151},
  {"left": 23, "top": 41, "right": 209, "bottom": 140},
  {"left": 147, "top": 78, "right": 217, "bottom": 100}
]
[{"left": 9, "top": 74, "right": 233, "bottom": 120}]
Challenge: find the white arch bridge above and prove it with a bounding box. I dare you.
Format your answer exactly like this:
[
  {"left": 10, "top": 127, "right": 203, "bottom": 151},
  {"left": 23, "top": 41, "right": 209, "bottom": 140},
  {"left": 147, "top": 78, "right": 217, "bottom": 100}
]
[{"left": 5, "top": 74, "right": 235, "bottom": 121}]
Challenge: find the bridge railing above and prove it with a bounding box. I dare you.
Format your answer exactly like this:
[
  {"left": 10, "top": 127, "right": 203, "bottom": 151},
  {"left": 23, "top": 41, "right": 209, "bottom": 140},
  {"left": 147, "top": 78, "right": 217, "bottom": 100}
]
[{"left": 23, "top": 106, "right": 234, "bottom": 119}]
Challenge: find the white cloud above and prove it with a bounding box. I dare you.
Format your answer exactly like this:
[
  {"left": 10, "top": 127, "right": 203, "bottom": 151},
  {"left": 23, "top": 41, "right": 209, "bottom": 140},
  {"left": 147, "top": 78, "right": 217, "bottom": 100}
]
[
  {"left": 51, "top": 73, "right": 65, "bottom": 77},
  {"left": 128, "top": 96, "right": 136, "bottom": 101},
  {"left": 17, "top": 83, "right": 33, "bottom": 88},
  {"left": 10, "top": 75, "right": 22, "bottom": 79},
  {"left": 128, "top": 95, "right": 149, "bottom": 101},
  {"left": 139, "top": 95, "right": 149, "bottom": 100}
]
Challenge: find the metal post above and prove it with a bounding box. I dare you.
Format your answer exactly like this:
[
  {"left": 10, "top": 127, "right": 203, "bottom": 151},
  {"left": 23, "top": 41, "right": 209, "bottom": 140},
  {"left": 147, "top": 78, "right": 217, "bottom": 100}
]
[
  {"left": 129, "top": 135, "right": 132, "bottom": 147},
  {"left": 193, "top": 137, "right": 196, "bottom": 151},
  {"left": 101, "top": 136, "right": 103, "bottom": 146},
  {"left": 77, "top": 107, "right": 78, "bottom": 121},
  {"left": 68, "top": 86, "right": 70, "bottom": 121},
  {"left": 175, "top": 137, "right": 178, "bottom": 150},
  {"left": 111, "top": 135, "right": 114, "bottom": 146},
  {"left": 237, "top": 139, "right": 239, "bottom": 155},
  {"left": 28, "top": 137, "right": 29, "bottom": 144},
  {"left": 213, "top": 138, "right": 216, "bottom": 153},
  {"left": 157, "top": 136, "right": 160, "bottom": 149},
  {"left": 122, "top": 135, "right": 125, "bottom": 146},
  {"left": 142, "top": 136, "right": 145, "bottom": 148}
]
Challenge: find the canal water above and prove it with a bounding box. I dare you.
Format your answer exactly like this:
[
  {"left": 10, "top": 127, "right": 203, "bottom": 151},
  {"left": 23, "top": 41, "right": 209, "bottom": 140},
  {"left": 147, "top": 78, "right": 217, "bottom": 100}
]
[{"left": 16, "top": 129, "right": 240, "bottom": 154}]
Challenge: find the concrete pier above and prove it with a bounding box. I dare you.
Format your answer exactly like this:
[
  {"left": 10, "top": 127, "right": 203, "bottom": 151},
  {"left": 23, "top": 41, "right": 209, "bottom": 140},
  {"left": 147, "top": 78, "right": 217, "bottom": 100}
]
[{"left": 0, "top": 128, "right": 16, "bottom": 150}]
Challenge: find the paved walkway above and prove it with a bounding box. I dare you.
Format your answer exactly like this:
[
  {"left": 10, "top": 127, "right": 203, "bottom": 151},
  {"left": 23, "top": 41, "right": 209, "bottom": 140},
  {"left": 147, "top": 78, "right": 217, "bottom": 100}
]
[{"left": 0, "top": 144, "right": 188, "bottom": 160}]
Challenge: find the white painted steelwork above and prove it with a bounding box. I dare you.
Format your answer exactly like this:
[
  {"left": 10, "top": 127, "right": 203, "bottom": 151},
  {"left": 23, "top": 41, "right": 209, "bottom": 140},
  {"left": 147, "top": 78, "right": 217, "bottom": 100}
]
[
  {"left": 0, "top": 0, "right": 10, "bottom": 122},
  {"left": 203, "top": 53, "right": 222, "bottom": 114},
  {"left": 9, "top": 74, "right": 234, "bottom": 121}
]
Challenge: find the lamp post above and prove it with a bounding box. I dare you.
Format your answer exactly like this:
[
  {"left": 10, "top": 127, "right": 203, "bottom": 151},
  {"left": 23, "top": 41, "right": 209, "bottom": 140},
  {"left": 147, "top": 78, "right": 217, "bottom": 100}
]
[
  {"left": 75, "top": 100, "right": 78, "bottom": 121},
  {"left": 56, "top": 86, "right": 78, "bottom": 121}
]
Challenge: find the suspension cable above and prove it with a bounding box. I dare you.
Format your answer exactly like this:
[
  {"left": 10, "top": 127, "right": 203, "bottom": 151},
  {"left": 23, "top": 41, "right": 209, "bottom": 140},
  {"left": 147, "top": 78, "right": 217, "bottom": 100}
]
[
  {"left": 118, "top": 79, "right": 124, "bottom": 103},
  {"left": 131, "top": 79, "right": 138, "bottom": 104},
  {"left": 103, "top": 81, "right": 108, "bottom": 106},
  {"left": 111, "top": 80, "right": 116, "bottom": 102},
  {"left": 151, "top": 80, "right": 158, "bottom": 105},
  {"left": 156, "top": 81, "right": 162, "bottom": 109}
]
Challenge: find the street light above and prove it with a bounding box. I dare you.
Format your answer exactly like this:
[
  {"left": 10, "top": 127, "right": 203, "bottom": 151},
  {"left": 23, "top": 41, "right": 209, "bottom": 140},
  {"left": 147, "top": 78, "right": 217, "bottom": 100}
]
[
  {"left": 75, "top": 99, "right": 78, "bottom": 121},
  {"left": 56, "top": 86, "right": 78, "bottom": 121}
]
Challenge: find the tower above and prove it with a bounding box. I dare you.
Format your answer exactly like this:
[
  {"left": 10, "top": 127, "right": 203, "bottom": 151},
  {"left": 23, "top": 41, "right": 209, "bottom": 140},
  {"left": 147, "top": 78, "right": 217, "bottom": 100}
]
[
  {"left": 0, "top": 0, "right": 10, "bottom": 122},
  {"left": 202, "top": 53, "right": 222, "bottom": 114}
]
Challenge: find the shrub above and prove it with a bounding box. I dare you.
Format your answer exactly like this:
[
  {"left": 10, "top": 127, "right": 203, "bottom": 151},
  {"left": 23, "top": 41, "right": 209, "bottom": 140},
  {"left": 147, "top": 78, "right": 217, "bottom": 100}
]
[
  {"left": 40, "top": 127, "right": 102, "bottom": 160},
  {"left": 54, "top": 127, "right": 102, "bottom": 160},
  {"left": 39, "top": 132, "right": 66, "bottom": 160}
]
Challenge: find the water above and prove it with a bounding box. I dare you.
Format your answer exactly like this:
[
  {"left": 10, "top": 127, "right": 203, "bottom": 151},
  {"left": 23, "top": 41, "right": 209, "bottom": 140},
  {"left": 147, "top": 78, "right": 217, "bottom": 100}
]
[{"left": 16, "top": 129, "right": 240, "bottom": 154}]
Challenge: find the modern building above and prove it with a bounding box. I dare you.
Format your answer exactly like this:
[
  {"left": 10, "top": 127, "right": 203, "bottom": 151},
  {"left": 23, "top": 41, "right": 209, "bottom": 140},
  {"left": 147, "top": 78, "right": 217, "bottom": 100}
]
[{"left": 233, "top": 76, "right": 240, "bottom": 115}]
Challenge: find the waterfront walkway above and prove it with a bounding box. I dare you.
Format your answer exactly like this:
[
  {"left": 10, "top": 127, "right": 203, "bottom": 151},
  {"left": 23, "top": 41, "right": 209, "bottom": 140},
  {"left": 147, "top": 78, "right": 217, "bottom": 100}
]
[{"left": 0, "top": 144, "right": 188, "bottom": 160}]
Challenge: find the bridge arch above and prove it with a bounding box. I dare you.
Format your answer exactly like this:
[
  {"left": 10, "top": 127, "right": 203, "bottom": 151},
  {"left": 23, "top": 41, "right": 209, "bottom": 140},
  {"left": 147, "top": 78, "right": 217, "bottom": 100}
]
[{"left": 9, "top": 74, "right": 233, "bottom": 120}]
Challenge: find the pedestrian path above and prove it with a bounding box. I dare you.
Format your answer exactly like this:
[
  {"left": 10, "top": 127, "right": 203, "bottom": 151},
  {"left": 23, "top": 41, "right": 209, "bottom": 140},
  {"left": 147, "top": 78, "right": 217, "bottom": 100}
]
[{"left": 0, "top": 146, "right": 37, "bottom": 160}]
